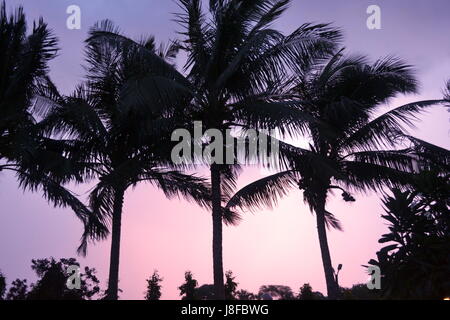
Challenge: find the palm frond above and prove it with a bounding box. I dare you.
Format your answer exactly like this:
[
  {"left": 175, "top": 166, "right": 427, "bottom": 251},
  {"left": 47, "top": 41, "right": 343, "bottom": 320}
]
[
  {"left": 345, "top": 150, "right": 418, "bottom": 172},
  {"left": 11, "top": 168, "right": 108, "bottom": 256},
  {"left": 404, "top": 135, "right": 450, "bottom": 172},
  {"left": 342, "top": 100, "right": 445, "bottom": 152},
  {"left": 324, "top": 210, "right": 343, "bottom": 231},
  {"left": 144, "top": 170, "right": 212, "bottom": 209},
  {"left": 222, "top": 207, "right": 243, "bottom": 226},
  {"left": 339, "top": 161, "right": 415, "bottom": 193},
  {"left": 226, "top": 170, "right": 297, "bottom": 211},
  {"left": 36, "top": 82, "right": 108, "bottom": 144},
  {"left": 232, "top": 97, "right": 313, "bottom": 136},
  {"left": 176, "top": 0, "right": 212, "bottom": 73},
  {"left": 87, "top": 20, "right": 189, "bottom": 86}
]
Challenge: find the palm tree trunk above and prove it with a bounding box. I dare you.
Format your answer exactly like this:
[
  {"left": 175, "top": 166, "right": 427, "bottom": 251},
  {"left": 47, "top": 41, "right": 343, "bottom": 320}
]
[
  {"left": 315, "top": 200, "right": 339, "bottom": 299},
  {"left": 211, "top": 164, "right": 225, "bottom": 300},
  {"left": 106, "top": 186, "right": 125, "bottom": 300}
]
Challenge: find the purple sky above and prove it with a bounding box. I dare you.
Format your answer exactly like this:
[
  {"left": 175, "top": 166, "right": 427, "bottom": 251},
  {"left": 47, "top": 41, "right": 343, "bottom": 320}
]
[{"left": 0, "top": 0, "right": 449, "bottom": 299}]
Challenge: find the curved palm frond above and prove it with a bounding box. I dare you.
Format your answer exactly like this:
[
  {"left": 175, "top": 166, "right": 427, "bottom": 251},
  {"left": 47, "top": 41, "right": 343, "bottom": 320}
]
[
  {"left": 34, "top": 79, "right": 108, "bottom": 141},
  {"left": 344, "top": 149, "right": 418, "bottom": 172},
  {"left": 226, "top": 23, "right": 342, "bottom": 99},
  {"left": 87, "top": 20, "right": 190, "bottom": 88},
  {"left": 176, "top": 0, "right": 212, "bottom": 74},
  {"left": 226, "top": 170, "right": 297, "bottom": 211},
  {"left": 219, "top": 164, "right": 242, "bottom": 202},
  {"left": 221, "top": 207, "right": 243, "bottom": 226},
  {"left": 0, "top": 1, "right": 57, "bottom": 156},
  {"left": 404, "top": 135, "right": 450, "bottom": 172},
  {"left": 341, "top": 100, "right": 445, "bottom": 152},
  {"left": 324, "top": 210, "right": 343, "bottom": 231},
  {"left": 339, "top": 161, "right": 415, "bottom": 193},
  {"left": 232, "top": 98, "right": 313, "bottom": 136},
  {"left": 143, "top": 170, "right": 211, "bottom": 209},
  {"left": 7, "top": 165, "right": 108, "bottom": 256}
]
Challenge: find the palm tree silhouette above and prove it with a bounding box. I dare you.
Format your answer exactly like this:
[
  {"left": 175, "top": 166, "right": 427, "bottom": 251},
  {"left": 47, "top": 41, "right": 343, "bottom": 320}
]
[
  {"left": 226, "top": 49, "right": 447, "bottom": 299},
  {"left": 0, "top": 2, "right": 56, "bottom": 150},
  {"left": 35, "top": 26, "right": 211, "bottom": 300},
  {"left": 0, "top": 1, "right": 54, "bottom": 169},
  {"left": 0, "top": 2, "right": 100, "bottom": 227},
  {"left": 86, "top": 0, "right": 342, "bottom": 299},
  {"left": 172, "top": 0, "right": 342, "bottom": 299}
]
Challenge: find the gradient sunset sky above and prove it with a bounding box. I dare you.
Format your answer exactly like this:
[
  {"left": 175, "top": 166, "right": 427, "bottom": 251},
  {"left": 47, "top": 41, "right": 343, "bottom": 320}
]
[{"left": 0, "top": 0, "right": 449, "bottom": 299}]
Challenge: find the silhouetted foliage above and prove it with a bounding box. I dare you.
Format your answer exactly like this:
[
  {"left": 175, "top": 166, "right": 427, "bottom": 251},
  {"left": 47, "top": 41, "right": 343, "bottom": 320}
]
[
  {"left": 298, "top": 283, "right": 325, "bottom": 300},
  {"left": 340, "top": 284, "right": 380, "bottom": 300},
  {"left": 0, "top": 0, "right": 57, "bottom": 163},
  {"left": 258, "top": 285, "right": 295, "bottom": 300},
  {"left": 0, "top": 271, "right": 6, "bottom": 300},
  {"left": 0, "top": 1, "right": 94, "bottom": 237},
  {"left": 236, "top": 289, "right": 257, "bottom": 300},
  {"left": 143, "top": 0, "right": 343, "bottom": 299},
  {"left": 27, "top": 258, "right": 100, "bottom": 300},
  {"left": 1, "top": 0, "right": 449, "bottom": 303},
  {"left": 36, "top": 26, "right": 211, "bottom": 300},
  {"left": 369, "top": 172, "right": 450, "bottom": 299},
  {"left": 177, "top": 270, "right": 242, "bottom": 300},
  {"left": 179, "top": 271, "right": 199, "bottom": 300},
  {"left": 196, "top": 284, "right": 215, "bottom": 300},
  {"left": 145, "top": 271, "right": 163, "bottom": 301},
  {"left": 224, "top": 271, "right": 238, "bottom": 300},
  {"left": 5, "top": 279, "right": 28, "bottom": 301},
  {"left": 2, "top": 258, "right": 100, "bottom": 300},
  {"left": 226, "top": 47, "right": 447, "bottom": 298}
]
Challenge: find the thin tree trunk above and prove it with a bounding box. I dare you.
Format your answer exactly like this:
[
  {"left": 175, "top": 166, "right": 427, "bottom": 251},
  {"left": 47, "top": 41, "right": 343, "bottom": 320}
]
[
  {"left": 315, "top": 200, "right": 339, "bottom": 299},
  {"left": 106, "top": 186, "right": 125, "bottom": 300},
  {"left": 211, "top": 164, "right": 225, "bottom": 300}
]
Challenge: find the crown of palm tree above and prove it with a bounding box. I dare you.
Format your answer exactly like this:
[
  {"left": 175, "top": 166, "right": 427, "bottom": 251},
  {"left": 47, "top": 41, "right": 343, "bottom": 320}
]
[
  {"left": 223, "top": 48, "right": 448, "bottom": 299},
  {"left": 226, "top": 48, "right": 449, "bottom": 228},
  {"left": 0, "top": 2, "right": 102, "bottom": 233},
  {"left": 87, "top": 0, "right": 343, "bottom": 191},
  {"left": 34, "top": 29, "right": 212, "bottom": 254}
]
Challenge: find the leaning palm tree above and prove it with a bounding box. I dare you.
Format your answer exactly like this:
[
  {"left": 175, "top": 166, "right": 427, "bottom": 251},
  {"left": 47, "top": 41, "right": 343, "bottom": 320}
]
[
  {"left": 0, "top": 0, "right": 56, "bottom": 172},
  {"left": 0, "top": 2, "right": 99, "bottom": 228},
  {"left": 225, "top": 49, "right": 448, "bottom": 299},
  {"left": 0, "top": 1, "right": 56, "bottom": 157},
  {"left": 35, "top": 30, "right": 211, "bottom": 300}
]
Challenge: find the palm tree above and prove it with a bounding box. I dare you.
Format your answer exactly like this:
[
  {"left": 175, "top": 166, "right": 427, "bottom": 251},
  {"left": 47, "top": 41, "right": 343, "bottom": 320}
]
[
  {"left": 35, "top": 27, "right": 211, "bottom": 300},
  {"left": 173, "top": 0, "right": 342, "bottom": 299},
  {"left": 85, "top": 0, "right": 342, "bottom": 299},
  {"left": 0, "top": 1, "right": 99, "bottom": 228},
  {"left": 0, "top": 0, "right": 56, "bottom": 167},
  {"left": 225, "top": 49, "right": 448, "bottom": 299},
  {"left": 0, "top": 1, "right": 56, "bottom": 155}
]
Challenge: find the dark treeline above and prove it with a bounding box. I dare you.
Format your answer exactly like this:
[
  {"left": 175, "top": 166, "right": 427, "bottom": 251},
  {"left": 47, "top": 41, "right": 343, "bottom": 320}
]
[
  {"left": 0, "top": 261, "right": 376, "bottom": 300},
  {"left": 1, "top": 171, "right": 447, "bottom": 300},
  {"left": 0, "top": 0, "right": 449, "bottom": 301},
  {"left": 0, "top": 258, "right": 100, "bottom": 300}
]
